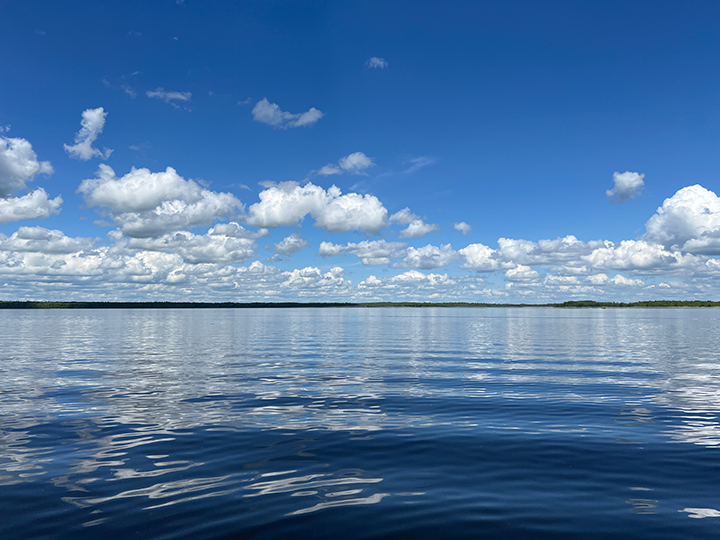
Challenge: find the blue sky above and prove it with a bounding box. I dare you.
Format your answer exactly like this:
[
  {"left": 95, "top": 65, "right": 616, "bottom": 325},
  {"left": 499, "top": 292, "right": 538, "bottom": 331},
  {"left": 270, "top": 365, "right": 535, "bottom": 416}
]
[{"left": 1, "top": 0, "right": 719, "bottom": 302}]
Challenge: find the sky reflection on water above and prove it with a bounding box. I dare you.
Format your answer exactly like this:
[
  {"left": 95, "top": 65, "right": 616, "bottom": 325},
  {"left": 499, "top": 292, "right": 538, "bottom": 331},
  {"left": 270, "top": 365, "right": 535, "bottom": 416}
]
[{"left": 2, "top": 308, "right": 720, "bottom": 538}]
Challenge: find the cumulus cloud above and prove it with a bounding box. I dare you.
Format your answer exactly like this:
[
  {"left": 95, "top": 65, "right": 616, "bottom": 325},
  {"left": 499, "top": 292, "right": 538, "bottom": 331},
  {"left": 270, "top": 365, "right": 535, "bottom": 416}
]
[
  {"left": 0, "top": 229, "right": 356, "bottom": 302},
  {"left": 245, "top": 181, "right": 387, "bottom": 233},
  {"left": 582, "top": 239, "right": 695, "bottom": 272},
  {"left": 0, "top": 135, "right": 59, "bottom": 223},
  {"left": 496, "top": 236, "right": 606, "bottom": 267},
  {"left": 268, "top": 233, "right": 309, "bottom": 256},
  {"left": 458, "top": 243, "right": 501, "bottom": 272},
  {"left": 111, "top": 228, "right": 257, "bottom": 264},
  {"left": 454, "top": 222, "right": 472, "bottom": 235},
  {"left": 395, "top": 244, "right": 457, "bottom": 269},
  {"left": 398, "top": 219, "right": 440, "bottom": 238},
  {"left": 505, "top": 264, "right": 541, "bottom": 283},
  {"left": 0, "top": 190, "right": 63, "bottom": 224},
  {"left": 64, "top": 107, "right": 113, "bottom": 161},
  {"left": 606, "top": 171, "right": 644, "bottom": 204},
  {"left": 252, "top": 98, "right": 324, "bottom": 129},
  {"left": 0, "top": 226, "right": 93, "bottom": 253},
  {"left": 389, "top": 208, "right": 439, "bottom": 238},
  {"left": 77, "top": 165, "right": 244, "bottom": 237},
  {"left": 0, "top": 136, "right": 53, "bottom": 196},
  {"left": 609, "top": 274, "right": 644, "bottom": 287},
  {"left": 319, "top": 239, "right": 407, "bottom": 265},
  {"left": 338, "top": 152, "right": 374, "bottom": 174},
  {"left": 644, "top": 185, "right": 720, "bottom": 252},
  {"left": 356, "top": 271, "right": 496, "bottom": 302},
  {"left": 365, "top": 57, "right": 388, "bottom": 69},
  {"left": 146, "top": 88, "right": 192, "bottom": 105}
]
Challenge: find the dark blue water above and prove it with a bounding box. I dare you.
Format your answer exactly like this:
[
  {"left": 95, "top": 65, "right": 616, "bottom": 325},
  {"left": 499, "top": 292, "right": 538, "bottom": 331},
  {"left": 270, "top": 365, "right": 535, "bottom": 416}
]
[{"left": 2, "top": 308, "right": 720, "bottom": 539}]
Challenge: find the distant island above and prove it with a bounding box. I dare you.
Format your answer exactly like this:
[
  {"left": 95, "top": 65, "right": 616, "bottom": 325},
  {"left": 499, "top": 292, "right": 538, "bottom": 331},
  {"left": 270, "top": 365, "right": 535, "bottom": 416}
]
[{"left": 0, "top": 300, "right": 719, "bottom": 309}]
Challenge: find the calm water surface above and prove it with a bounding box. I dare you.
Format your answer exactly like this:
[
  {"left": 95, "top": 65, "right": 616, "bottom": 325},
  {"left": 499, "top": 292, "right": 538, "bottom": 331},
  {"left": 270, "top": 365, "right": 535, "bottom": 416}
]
[{"left": 1, "top": 308, "right": 720, "bottom": 538}]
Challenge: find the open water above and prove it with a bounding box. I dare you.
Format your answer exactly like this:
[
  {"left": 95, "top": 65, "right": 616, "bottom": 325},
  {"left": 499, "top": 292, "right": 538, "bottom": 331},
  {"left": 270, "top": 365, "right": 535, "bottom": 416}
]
[{"left": 1, "top": 307, "right": 720, "bottom": 539}]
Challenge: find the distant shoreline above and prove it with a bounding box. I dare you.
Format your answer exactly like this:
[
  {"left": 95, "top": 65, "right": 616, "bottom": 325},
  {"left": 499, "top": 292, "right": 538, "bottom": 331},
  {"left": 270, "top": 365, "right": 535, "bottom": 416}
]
[{"left": 0, "top": 300, "right": 719, "bottom": 309}]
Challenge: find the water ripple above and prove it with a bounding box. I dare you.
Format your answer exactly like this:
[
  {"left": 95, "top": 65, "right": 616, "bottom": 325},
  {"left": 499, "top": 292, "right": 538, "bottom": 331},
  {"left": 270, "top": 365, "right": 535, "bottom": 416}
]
[{"left": 2, "top": 308, "right": 720, "bottom": 539}]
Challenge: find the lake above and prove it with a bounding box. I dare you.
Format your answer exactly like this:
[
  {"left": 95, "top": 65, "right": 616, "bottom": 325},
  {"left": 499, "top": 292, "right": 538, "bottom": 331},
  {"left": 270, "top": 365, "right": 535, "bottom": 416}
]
[{"left": 1, "top": 307, "right": 720, "bottom": 539}]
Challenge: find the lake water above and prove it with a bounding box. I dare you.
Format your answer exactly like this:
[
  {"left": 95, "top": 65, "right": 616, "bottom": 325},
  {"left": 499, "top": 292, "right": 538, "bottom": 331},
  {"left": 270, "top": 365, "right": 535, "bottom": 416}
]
[{"left": 2, "top": 308, "right": 720, "bottom": 539}]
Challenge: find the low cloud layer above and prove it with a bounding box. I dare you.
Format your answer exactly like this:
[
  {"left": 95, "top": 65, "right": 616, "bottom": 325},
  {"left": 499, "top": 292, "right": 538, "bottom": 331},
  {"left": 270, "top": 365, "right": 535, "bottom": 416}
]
[{"left": 1, "top": 159, "right": 720, "bottom": 302}]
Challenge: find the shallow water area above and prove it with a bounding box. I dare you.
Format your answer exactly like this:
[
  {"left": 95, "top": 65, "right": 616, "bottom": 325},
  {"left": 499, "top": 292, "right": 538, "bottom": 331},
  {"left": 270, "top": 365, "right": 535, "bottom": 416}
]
[{"left": 2, "top": 307, "right": 720, "bottom": 539}]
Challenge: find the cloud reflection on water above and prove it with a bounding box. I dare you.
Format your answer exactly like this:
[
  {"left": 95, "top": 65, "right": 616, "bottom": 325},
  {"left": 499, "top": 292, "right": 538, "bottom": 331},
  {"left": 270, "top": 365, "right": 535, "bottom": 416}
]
[{"left": 1, "top": 307, "right": 720, "bottom": 526}]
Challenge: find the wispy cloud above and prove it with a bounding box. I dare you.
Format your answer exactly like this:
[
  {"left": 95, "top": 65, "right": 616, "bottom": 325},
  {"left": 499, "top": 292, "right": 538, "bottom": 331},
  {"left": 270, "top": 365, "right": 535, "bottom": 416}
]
[
  {"left": 252, "top": 98, "right": 324, "bottom": 129},
  {"left": 403, "top": 156, "right": 436, "bottom": 174},
  {"left": 147, "top": 88, "right": 192, "bottom": 109},
  {"left": 366, "top": 57, "right": 388, "bottom": 69}
]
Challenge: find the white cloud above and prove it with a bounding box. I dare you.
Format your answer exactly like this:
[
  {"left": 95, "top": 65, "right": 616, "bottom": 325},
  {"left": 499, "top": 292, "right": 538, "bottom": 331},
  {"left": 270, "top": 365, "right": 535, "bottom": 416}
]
[
  {"left": 390, "top": 210, "right": 439, "bottom": 237},
  {"left": 282, "top": 266, "right": 350, "bottom": 296},
  {"left": 458, "top": 243, "right": 501, "bottom": 271},
  {"left": 356, "top": 271, "right": 494, "bottom": 302},
  {"left": 0, "top": 191, "right": 63, "bottom": 224},
  {"left": 585, "top": 273, "right": 609, "bottom": 285},
  {"left": 269, "top": 233, "right": 309, "bottom": 255},
  {"left": 582, "top": 239, "right": 694, "bottom": 272},
  {"left": 64, "top": 107, "right": 113, "bottom": 161},
  {"left": 504, "top": 264, "right": 541, "bottom": 283},
  {"left": 389, "top": 208, "right": 418, "bottom": 225},
  {"left": 252, "top": 98, "right": 324, "bottom": 129},
  {"left": 0, "top": 136, "right": 53, "bottom": 196},
  {"left": 318, "top": 164, "right": 341, "bottom": 176},
  {"left": 146, "top": 88, "right": 192, "bottom": 108},
  {"left": 454, "top": 222, "right": 472, "bottom": 235},
  {"left": 395, "top": 244, "right": 457, "bottom": 269},
  {"left": 644, "top": 185, "right": 720, "bottom": 252},
  {"left": 365, "top": 57, "right": 388, "bottom": 69},
  {"left": 77, "top": 165, "right": 244, "bottom": 237},
  {"left": 208, "top": 222, "right": 268, "bottom": 239},
  {"left": 606, "top": 171, "right": 644, "bottom": 204},
  {"left": 319, "top": 239, "right": 407, "bottom": 265},
  {"left": 398, "top": 219, "right": 440, "bottom": 238},
  {"left": 609, "top": 274, "right": 644, "bottom": 287},
  {"left": 0, "top": 226, "right": 92, "bottom": 253},
  {"left": 112, "top": 228, "right": 257, "bottom": 264},
  {"left": 338, "top": 152, "right": 374, "bottom": 174},
  {"left": 496, "top": 236, "right": 605, "bottom": 267},
  {"left": 245, "top": 182, "right": 387, "bottom": 233}
]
